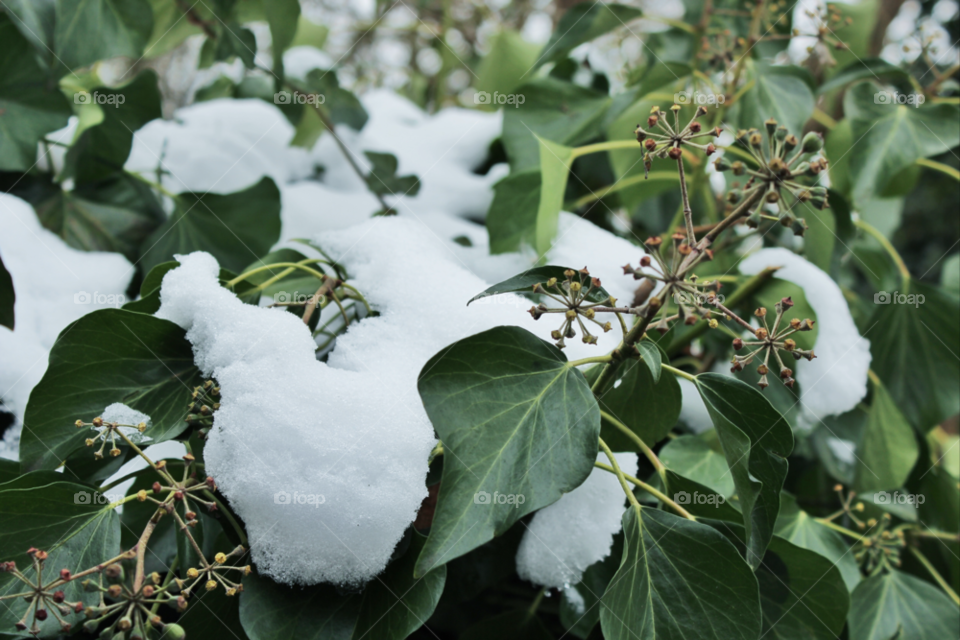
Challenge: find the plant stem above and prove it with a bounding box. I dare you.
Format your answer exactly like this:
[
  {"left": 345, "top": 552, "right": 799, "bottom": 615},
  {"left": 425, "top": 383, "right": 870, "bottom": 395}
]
[
  {"left": 133, "top": 518, "right": 159, "bottom": 592},
  {"left": 661, "top": 363, "right": 696, "bottom": 382},
  {"left": 227, "top": 261, "right": 329, "bottom": 288},
  {"left": 599, "top": 410, "right": 666, "bottom": 484},
  {"left": 568, "top": 172, "right": 678, "bottom": 209},
  {"left": 598, "top": 438, "right": 642, "bottom": 511},
  {"left": 593, "top": 461, "right": 695, "bottom": 520},
  {"left": 854, "top": 218, "right": 911, "bottom": 292},
  {"left": 568, "top": 355, "right": 614, "bottom": 368},
  {"left": 677, "top": 156, "right": 697, "bottom": 244},
  {"left": 814, "top": 517, "right": 867, "bottom": 541},
  {"left": 909, "top": 546, "right": 960, "bottom": 605},
  {"left": 915, "top": 157, "right": 960, "bottom": 181},
  {"left": 524, "top": 588, "right": 546, "bottom": 622}
]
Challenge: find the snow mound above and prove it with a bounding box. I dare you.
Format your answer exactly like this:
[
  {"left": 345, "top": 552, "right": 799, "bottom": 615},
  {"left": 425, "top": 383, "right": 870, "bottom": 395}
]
[
  {"left": 515, "top": 452, "right": 637, "bottom": 588},
  {"left": 739, "top": 247, "right": 871, "bottom": 426},
  {"left": 100, "top": 403, "right": 151, "bottom": 443}
]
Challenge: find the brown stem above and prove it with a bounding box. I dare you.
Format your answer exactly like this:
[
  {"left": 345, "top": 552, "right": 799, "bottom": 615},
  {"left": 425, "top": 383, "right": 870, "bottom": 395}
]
[
  {"left": 678, "top": 157, "right": 697, "bottom": 244},
  {"left": 133, "top": 519, "right": 158, "bottom": 592},
  {"left": 713, "top": 300, "right": 759, "bottom": 335}
]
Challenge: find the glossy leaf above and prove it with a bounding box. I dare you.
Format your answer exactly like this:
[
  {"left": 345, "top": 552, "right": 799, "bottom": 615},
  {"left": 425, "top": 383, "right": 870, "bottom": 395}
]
[
  {"left": 20, "top": 308, "right": 203, "bottom": 472},
  {"left": 869, "top": 280, "right": 960, "bottom": 430},
  {"left": 600, "top": 506, "right": 762, "bottom": 640},
  {"left": 696, "top": 373, "right": 794, "bottom": 569},
  {"left": 848, "top": 569, "right": 959, "bottom": 640},
  {"left": 415, "top": 326, "right": 600, "bottom": 576},
  {"left": 139, "top": 177, "right": 282, "bottom": 275},
  {"left": 467, "top": 266, "right": 612, "bottom": 305}
]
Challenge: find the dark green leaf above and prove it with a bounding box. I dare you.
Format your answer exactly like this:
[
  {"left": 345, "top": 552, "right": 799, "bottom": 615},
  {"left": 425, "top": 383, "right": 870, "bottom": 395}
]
[
  {"left": 54, "top": 0, "right": 153, "bottom": 71},
  {"left": 486, "top": 169, "right": 540, "bottom": 254},
  {"left": 659, "top": 432, "right": 736, "bottom": 497},
  {"left": 534, "top": 136, "right": 576, "bottom": 256},
  {"left": 139, "top": 177, "right": 282, "bottom": 275},
  {"left": 774, "top": 494, "right": 861, "bottom": 591},
  {"left": 537, "top": 3, "right": 642, "bottom": 67},
  {"left": 0, "top": 252, "right": 13, "bottom": 330},
  {"left": 738, "top": 63, "right": 816, "bottom": 138},
  {"left": 20, "top": 308, "right": 203, "bottom": 472},
  {"left": 848, "top": 569, "right": 959, "bottom": 640},
  {"left": 467, "top": 266, "right": 612, "bottom": 305},
  {"left": 696, "top": 373, "right": 794, "bottom": 569},
  {"left": 869, "top": 280, "right": 960, "bottom": 430},
  {"left": 303, "top": 69, "right": 368, "bottom": 131},
  {"left": 415, "top": 326, "right": 600, "bottom": 576},
  {"left": 845, "top": 82, "right": 960, "bottom": 205},
  {"left": 0, "top": 13, "right": 72, "bottom": 171},
  {"left": 264, "top": 0, "right": 300, "bottom": 80},
  {"left": 559, "top": 535, "right": 622, "bottom": 638},
  {"left": 600, "top": 506, "right": 762, "bottom": 640},
  {"left": 3, "top": 0, "right": 56, "bottom": 60},
  {"left": 475, "top": 30, "right": 543, "bottom": 98},
  {"left": 364, "top": 151, "right": 420, "bottom": 197},
  {"left": 854, "top": 377, "right": 919, "bottom": 492},
  {"left": 819, "top": 58, "right": 912, "bottom": 95}
]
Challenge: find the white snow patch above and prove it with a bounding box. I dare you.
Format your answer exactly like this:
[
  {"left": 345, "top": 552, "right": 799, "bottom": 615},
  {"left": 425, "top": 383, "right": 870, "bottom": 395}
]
[
  {"left": 516, "top": 452, "right": 637, "bottom": 589},
  {"left": 739, "top": 248, "right": 871, "bottom": 426}
]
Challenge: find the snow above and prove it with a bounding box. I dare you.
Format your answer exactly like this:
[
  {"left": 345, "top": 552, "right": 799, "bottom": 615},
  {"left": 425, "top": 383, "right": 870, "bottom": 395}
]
[
  {"left": 100, "top": 403, "right": 151, "bottom": 443},
  {"left": 0, "top": 194, "right": 134, "bottom": 457},
  {"left": 739, "top": 248, "right": 871, "bottom": 426},
  {"left": 515, "top": 453, "right": 638, "bottom": 589}
]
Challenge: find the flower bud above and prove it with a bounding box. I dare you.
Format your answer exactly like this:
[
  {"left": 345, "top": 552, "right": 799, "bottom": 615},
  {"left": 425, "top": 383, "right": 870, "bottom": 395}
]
[
  {"left": 107, "top": 584, "right": 122, "bottom": 598},
  {"left": 93, "top": 417, "right": 103, "bottom": 427},
  {"left": 668, "top": 147, "right": 682, "bottom": 160},
  {"left": 215, "top": 553, "right": 227, "bottom": 564},
  {"left": 206, "top": 580, "right": 218, "bottom": 592},
  {"left": 690, "top": 122, "right": 702, "bottom": 133},
  {"left": 732, "top": 161, "right": 745, "bottom": 176},
  {"left": 733, "top": 338, "right": 744, "bottom": 351},
  {"left": 713, "top": 157, "right": 732, "bottom": 172},
  {"left": 644, "top": 138, "right": 657, "bottom": 151},
  {"left": 706, "top": 143, "right": 716, "bottom": 155},
  {"left": 187, "top": 568, "right": 199, "bottom": 579},
  {"left": 801, "top": 131, "right": 823, "bottom": 153},
  {"left": 755, "top": 328, "right": 769, "bottom": 340}
]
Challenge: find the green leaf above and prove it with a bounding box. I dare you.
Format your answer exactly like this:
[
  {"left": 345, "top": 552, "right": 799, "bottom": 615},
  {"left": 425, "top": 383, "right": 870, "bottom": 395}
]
[
  {"left": 818, "top": 58, "right": 912, "bottom": 94},
  {"left": 803, "top": 205, "right": 836, "bottom": 274},
  {"left": 54, "top": 0, "right": 153, "bottom": 71},
  {"left": 774, "top": 494, "right": 861, "bottom": 591},
  {"left": 869, "top": 280, "right": 960, "bottom": 430},
  {"left": 415, "top": 326, "right": 600, "bottom": 576},
  {"left": 537, "top": 3, "right": 642, "bottom": 67},
  {"left": 467, "top": 266, "right": 612, "bottom": 305},
  {"left": 848, "top": 569, "right": 959, "bottom": 640},
  {"left": 659, "top": 433, "right": 736, "bottom": 497},
  {"left": 239, "top": 533, "right": 445, "bottom": 640},
  {"left": 696, "top": 373, "right": 794, "bottom": 569},
  {"left": 202, "top": 22, "right": 257, "bottom": 69},
  {"left": 738, "top": 62, "right": 816, "bottom": 138},
  {"left": 854, "top": 377, "right": 919, "bottom": 492},
  {"left": 303, "top": 69, "right": 368, "bottom": 131},
  {"left": 3, "top": 0, "right": 56, "bottom": 61},
  {"left": 139, "top": 177, "right": 282, "bottom": 275},
  {"left": 600, "top": 506, "right": 762, "bottom": 640},
  {"left": 719, "top": 525, "right": 850, "bottom": 640},
  {"left": 844, "top": 82, "right": 960, "bottom": 205},
  {"left": 0, "top": 252, "right": 13, "bottom": 330},
  {"left": 502, "top": 77, "right": 610, "bottom": 171},
  {"left": 264, "top": 0, "right": 300, "bottom": 80},
  {"left": 595, "top": 347, "right": 681, "bottom": 450},
  {"left": 636, "top": 341, "right": 661, "bottom": 382},
  {"left": 475, "top": 30, "right": 542, "bottom": 99},
  {"left": 534, "top": 136, "right": 575, "bottom": 257},
  {"left": 62, "top": 70, "right": 162, "bottom": 184},
  {"left": 0, "top": 13, "right": 72, "bottom": 171},
  {"left": 20, "top": 308, "right": 203, "bottom": 472},
  {"left": 486, "top": 169, "right": 541, "bottom": 254},
  {"left": 364, "top": 151, "right": 420, "bottom": 197}
]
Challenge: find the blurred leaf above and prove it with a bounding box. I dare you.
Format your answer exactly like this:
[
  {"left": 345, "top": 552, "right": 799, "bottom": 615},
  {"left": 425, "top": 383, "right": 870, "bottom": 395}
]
[
  {"left": 534, "top": 136, "right": 575, "bottom": 257},
  {"left": 818, "top": 58, "right": 912, "bottom": 94},
  {"left": 3, "top": 0, "right": 56, "bottom": 61},
  {"left": 537, "top": 3, "right": 642, "bottom": 67},
  {"left": 854, "top": 377, "right": 919, "bottom": 492},
  {"left": 738, "top": 62, "right": 815, "bottom": 137},
  {"left": 848, "top": 569, "right": 959, "bottom": 640},
  {"left": 364, "top": 151, "right": 420, "bottom": 197},
  {"left": 139, "top": 177, "right": 282, "bottom": 275},
  {"left": 486, "top": 169, "right": 540, "bottom": 254},
  {"left": 54, "top": 0, "right": 153, "bottom": 71},
  {"left": 265, "top": 0, "right": 299, "bottom": 80},
  {"left": 475, "top": 30, "right": 542, "bottom": 98},
  {"left": 303, "top": 69, "right": 368, "bottom": 131}
]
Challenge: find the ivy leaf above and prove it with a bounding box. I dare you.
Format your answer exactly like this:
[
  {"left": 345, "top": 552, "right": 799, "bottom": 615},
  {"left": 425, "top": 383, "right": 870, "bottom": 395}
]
[
  {"left": 200, "top": 22, "right": 257, "bottom": 69},
  {"left": 868, "top": 280, "right": 960, "bottom": 430},
  {"left": 264, "top": 0, "right": 300, "bottom": 80},
  {"left": 475, "top": 30, "right": 543, "bottom": 98},
  {"left": 0, "top": 13, "right": 72, "bottom": 171},
  {"left": 62, "top": 70, "right": 162, "bottom": 184},
  {"left": 696, "top": 373, "right": 794, "bottom": 569},
  {"left": 848, "top": 569, "right": 960, "bottom": 640},
  {"left": 364, "top": 151, "right": 420, "bottom": 197},
  {"left": 486, "top": 169, "right": 540, "bottom": 254},
  {"left": 139, "top": 177, "right": 282, "bottom": 275},
  {"left": 536, "top": 3, "right": 642, "bottom": 67},
  {"left": 854, "top": 377, "right": 919, "bottom": 492},
  {"left": 844, "top": 82, "right": 960, "bottom": 205},
  {"left": 534, "top": 136, "right": 575, "bottom": 257},
  {"left": 593, "top": 347, "right": 681, "bottom": 451},
  {"left": 3, "top": 0, "right": 57, "bottom": 61},
  {"left": 303, "top": 69, "right": 369, "bottom": 131},
  {"left": 659, "top": 433, "right": 736, "bottom": 498},
  {"left": 502, "top": 77, "right": 610, "bottom": 171},
  {"left": 774, "top": 494, "right": 861, "bottom": 591},
  {"left": 818, "top": 58, "right": 912, "bottom": 94},
  {"left": 600, "top": 507, "right": 762, "bottom": 640},
  {"left": 0, "top": 476, "right": 121, "bottom": 635},
  {"left": 239, "top": 533, "right": 445, "bottom": 640},
  {"left": 738, "top": 62, "right": 816, "bottom": 138},
  {"left": 20, "top": 308, "right": 203, "bottom": 472},
  {"left": 0, "top": 252, "right": 13, "bottom": 330},
  {"left": 54, "top": 0, "right": 153, "bottom": 71},
  {"left": 415, "top": 326, "right": 600, "bottom": 577},
  {"left": 467, "top": 266, "right": 612, "bottom": 305}
]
